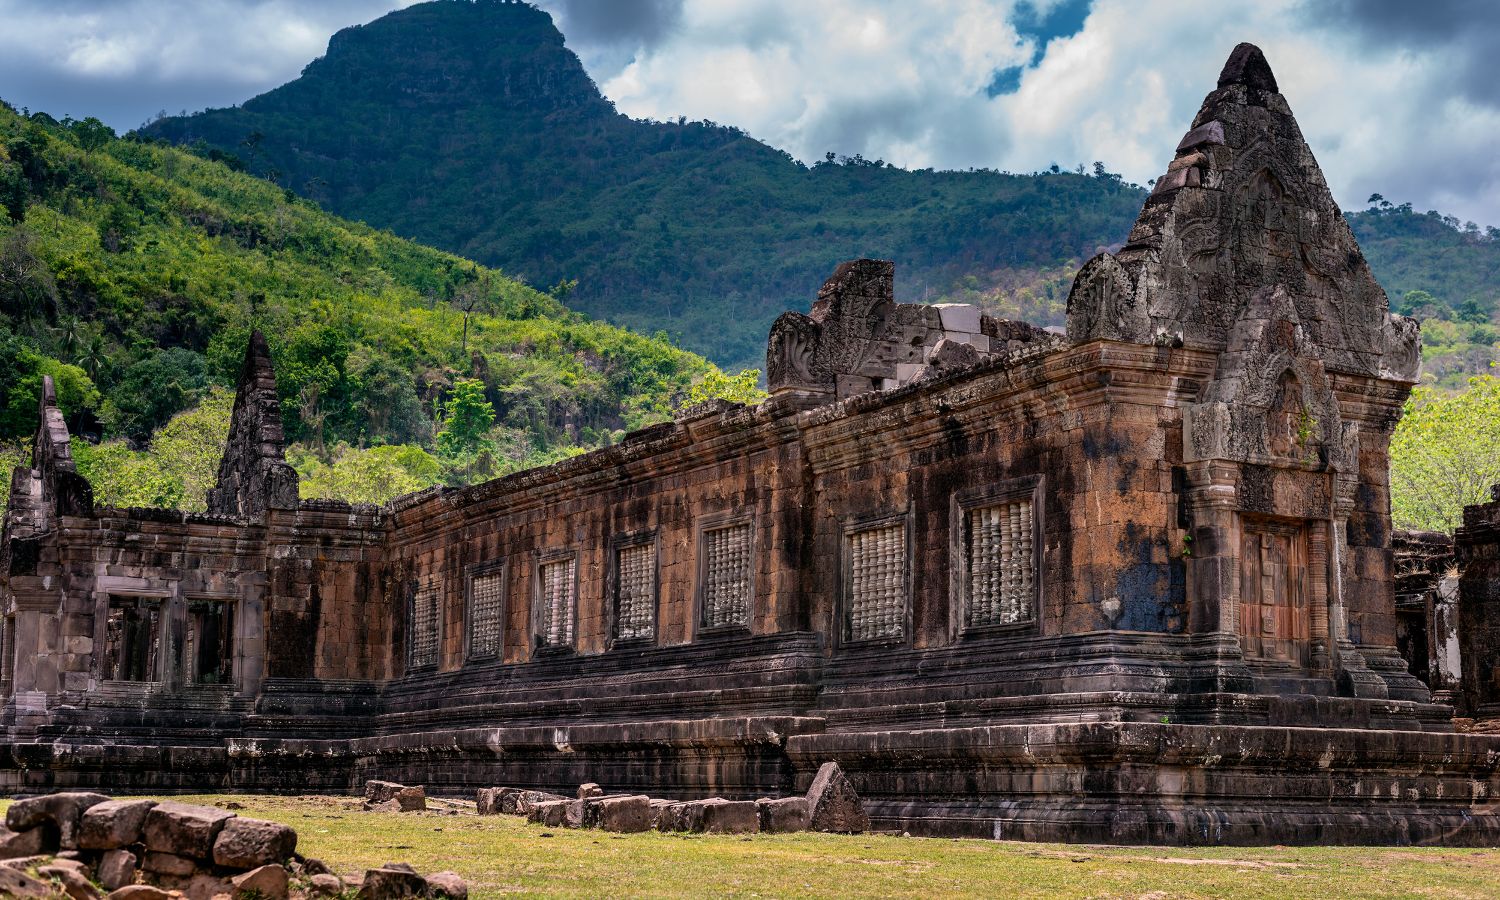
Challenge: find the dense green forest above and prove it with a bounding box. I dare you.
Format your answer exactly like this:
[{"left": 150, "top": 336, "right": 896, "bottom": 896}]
[
  {"left": 142, "top": 0, "right": 1500, "bottom": 379},
  {"left": 0, "top": 100, "right": 748, "bottom": 513}
]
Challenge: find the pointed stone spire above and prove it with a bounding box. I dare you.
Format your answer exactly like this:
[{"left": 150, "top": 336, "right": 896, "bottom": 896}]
[
  {"left": 28, "top": 375, "right": 92, "bottom": 516},
  {"left": 1065, "top": 42, "right": 1419, "bottom": 383},
  {"left": 206, "top": 330, "right": 299, "bottom": 518},
  {"left": 1217, "top": 42, "right": 1278, "bottom": 93}
]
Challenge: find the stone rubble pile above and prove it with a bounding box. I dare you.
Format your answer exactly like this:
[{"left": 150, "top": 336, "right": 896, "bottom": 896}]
[
  {"left": 0, "top": 791, "right": 465, "bottom": 900},
  {"left": 473, "top": 761, "right": 869, "bottom": 836}
]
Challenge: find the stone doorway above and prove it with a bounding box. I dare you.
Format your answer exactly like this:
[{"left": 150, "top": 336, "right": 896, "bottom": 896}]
[{"left": 1240, "top": 521, "right": 1311, "bottom": 667}]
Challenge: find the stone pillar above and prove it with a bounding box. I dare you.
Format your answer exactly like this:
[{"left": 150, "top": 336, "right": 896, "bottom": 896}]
[{"left": 1456, "top": 491, "right": 1500, "bottom": 718}]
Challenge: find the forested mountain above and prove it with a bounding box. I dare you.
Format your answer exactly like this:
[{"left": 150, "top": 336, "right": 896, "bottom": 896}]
[
  {"left": 0, "top": 99, "right": 744, "bottom": 511},
  {"left": 141, "top": 0, "right": 1500, "bottom": 379},
  {"left": 141, "top": 0, "right": 1147, "bottom": 372}
]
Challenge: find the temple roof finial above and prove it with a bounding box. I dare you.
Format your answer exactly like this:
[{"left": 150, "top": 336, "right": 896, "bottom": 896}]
[{"left": 1217, "top": 42, "right": 1278, "bottom": 94}]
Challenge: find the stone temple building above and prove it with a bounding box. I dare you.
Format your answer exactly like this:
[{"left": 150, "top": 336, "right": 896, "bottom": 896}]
[{"left": 3, "top": 44, "right": 1500, "bottom": 844}]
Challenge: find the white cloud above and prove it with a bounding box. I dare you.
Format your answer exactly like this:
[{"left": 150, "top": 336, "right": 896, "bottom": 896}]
[{"left": 559, "top": 0, "right": 1500, "bottom": 226}]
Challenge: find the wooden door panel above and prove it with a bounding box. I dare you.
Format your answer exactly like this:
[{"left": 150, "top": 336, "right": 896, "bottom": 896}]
[{"left": 1240, "top": 523, "right": 1310, "bottom": 667}]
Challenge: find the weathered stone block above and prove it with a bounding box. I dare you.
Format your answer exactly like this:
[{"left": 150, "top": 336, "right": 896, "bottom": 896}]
[
  {"left": 78, "top": 799, "right": 156, "bottom": 850},
  {"left": 806, "top": 762, "right": 869, "bottom": 833},
  {"left": 230, "top": 863, "right": 289, "bottom": 900},
  {"left": 212, "top": 816, "right": 297, "bottom": 868},
  {"left": 757, "top": 796, "right": 810, "bottom": 833},
  {"left": 527, "top": 800, "right": 570, "bottom": 827},
  {"left": 425, "top": 870, "right": 469, "bottom": 899},
  {"left": 6, "top": 792, "right": 109, "bottom": 849},
  {"left": 364, "top": 780, "right": 405, "bottom": 804},
  {"left": 96, "top": 848, "right": 138, "bottom": 891},
  {"left": 0, "top": 825, "right": 49, "bottom": 859},
  {"left": 597, "top": 795, "right": 651, "bottom": 833},
  {"left": 142, "top": 850, "right": 197, "bottom": 876},
  {"left": 395, "top": 786, "right": 426, "bottom": 812},
  {"left": 356, "top": 865, "right": 429, "bottom": 899},
  {"left": 698, "top": 799, "right": 760, "bottom": 834},
  {"left": 142, "top": 801, "right": 234, "bottom": 859},
  {"left": 36, "top": 863, "right": 102, "bottom": 900},
  {"left": 577, "top": 782, "right": 603, "bottom": 799}
]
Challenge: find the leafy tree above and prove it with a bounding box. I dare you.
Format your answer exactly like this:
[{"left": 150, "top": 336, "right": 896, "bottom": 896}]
[
  {"left": 687, "top": 369, "right": 765, "bottom": 407},
  {"left": 0, "top": 328, "right": 99, "bottom": 439},
  {"left": 71, "top": 387, "right": 232, "bottom": 511},
  {"left": 293, "top": 442, "right": 442, "bottom": 504},
  {"left": 100, "top": 348, "right": 209, "bottom": 441},
  {"left": 1390, "top": 376, "right": 1500, "bottom": 532},
  {"left": 435, "top": 378, "right": 495, "bottom": 458}
]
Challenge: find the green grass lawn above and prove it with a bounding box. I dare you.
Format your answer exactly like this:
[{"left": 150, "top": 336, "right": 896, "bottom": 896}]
[{"left": 73, "top": 794, "right": 1498, "bottom": 899}]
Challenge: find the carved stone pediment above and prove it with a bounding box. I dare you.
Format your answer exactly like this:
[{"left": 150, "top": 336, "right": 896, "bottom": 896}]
[
  {"left": 1065, "top": 253, "right": 1149, "bottom": 344},
  {"left": 1184, "top": 285, "right": 1345, "bottom": 469}
]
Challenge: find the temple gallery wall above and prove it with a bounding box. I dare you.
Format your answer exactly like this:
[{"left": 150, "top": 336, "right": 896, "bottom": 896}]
[{"left": 4, "top": 44, "right": 1500, "bottom": 845}]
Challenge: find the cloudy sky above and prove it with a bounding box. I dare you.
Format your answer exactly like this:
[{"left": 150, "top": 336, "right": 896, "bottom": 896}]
[{"left": 2, "top": 0, "right": 1498, "bottom": 227}]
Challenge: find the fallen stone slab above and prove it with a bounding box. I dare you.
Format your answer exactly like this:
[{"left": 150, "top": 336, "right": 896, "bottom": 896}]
[
  {"left": 97, "top": 849, "right": 138, "bottom": 891},
  {"left": 36, "top": 863, "right": 103, "bottom": 900},
  {"left": 6, "top": 792, "right": 110, "bottom": 849},
  {"left": 475, "top": 787, "right": 520, "bottom": 815},
  {"left": 806, "top": 761, "right": 869, "bottom": 833},
  {"left": 598, "top": 795, "right": 651, "bottom": 833},
  {"left": 142, "top": 850, "right": 197, "bottom": 876},
  {"left": 527, "top": 799, "right": 571, "bottom": 828},
  {"left": 78, "top": 799, "right": 157, "bottom": 850},
  {"left": 395, "top": 786, "right": 427, "bottom": 812},
  {"left": 231, "top": 863, "right": 290, "bottom": 900},
  {"left": 757, "top": 796, "right": 811, "bottom": 833},
  {"left": 143, "top": 801, "right": 234, "bottom": 859},
  {"left": 563, "top": 800, "right": 586, "bottom": 829},
  {"left": 699, "top": 799, "right": 760, "bottom": 834},
  {"left": 356, "top": 865, "right": 429, "bottom": 899},
  {"left": 105, "top": 886, "right": 173, "bottom": 900},
  {"left": 212, "top": 816, "right": 297, "bottom": 868},
  {"left": 509, "top": 791, "right": 566, "bottom": 816},
  {"left": 0, "top": 865, "right": 56, "bottom": 899},
  {"left": 0, "top": 824, "right": 50, "bottom": 859},
  {"left": 425, "top": 870, "right": 469, "bottom": 899},
  {"left": 364, "top": 780, "right": 406, "bottom": 804}
]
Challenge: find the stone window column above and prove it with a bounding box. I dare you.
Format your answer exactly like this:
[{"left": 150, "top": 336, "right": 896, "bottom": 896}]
[
  {"left": 843, "top": 517, "right": 909, "bottom": 643},
  {"left": 697, "top": 519, "right": 754, "bottom": 632},
  {"left": 465, "top": 559, "right": 506, "bottom": 662}
]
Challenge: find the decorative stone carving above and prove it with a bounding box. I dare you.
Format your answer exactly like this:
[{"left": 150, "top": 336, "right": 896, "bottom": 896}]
[
  {"left": 1183, "top": 286, "right": 1343, "bottom": 468},
  {"left": 1065, "top": 252, "right": 1148, "bottom": 344},
  {"left": 1108, "top": 42, "right": 1419, "bottom": 379}
]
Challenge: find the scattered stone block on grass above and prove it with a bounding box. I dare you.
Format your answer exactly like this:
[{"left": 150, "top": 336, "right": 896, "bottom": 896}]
[
  {"left": 36, "top": 863, "right": 103, "bottom": 900},
  {"left": 699, "top": 799, "right": 760, "bottom": 834},
  {"left": 212, "top": 816, "right": 297, "bottom": 868},
  {"left": 230, "top": 863, "right": 289, "bottom": 900},
  {"left": 806, "top": 762, "right": 869, "bottom": 833},
  {"left": 425, "top": 870, "right": 469, "bottom": 899},
  {"left": 6, "top": 792, "right": 109, "bottom": 849},
  {"left": 757, "top": 796, "right": 810, "bottom": 833},
  {"left": 356, "top": 864, "right": 429, "bottom": 899},
  {"left": 598, "top": 795, "right": 651, "bottom": 833},
  {"left": 96, "top": 849, "right": 138, "bottom": 891},
  {"left": 395, "top": 786, "right": 427, "bottom": 812},
  {"left": 142, "top": 801, "right": 234, "bottom": 858},
  {"left": 78, "top": 799, "right": 157, "bottom": 850},
  {"left": 527, "top": 800, "right": 571, "bottom": 828},
  {"left": 364, "top": 780, "right": 405, "bottom": 804},
  {"left": 0, "top": 824, "right": 50, "bottom": 859}
]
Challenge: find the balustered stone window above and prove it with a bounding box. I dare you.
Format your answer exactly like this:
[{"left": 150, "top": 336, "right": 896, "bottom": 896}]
[
  {"left": 614, "top": 542, "right": 656, "bottom": 642},
  {"left": 409, "top": 579, "right": 440, "bottom": 669},
  {"left": 467, "top": 561, "right": 506, "bottom": 660},
  {"left": 846, "top": 521, "right": 908, "bottom": 642},
  {"left": 537, "top": 555, "right": 577, "bottom": 648},
  {"left": 965, "top": 498, "right": 1036, "bottom": 628},
  {"left": 700, "top": 521, "right": 753, "bottom": 629}
]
